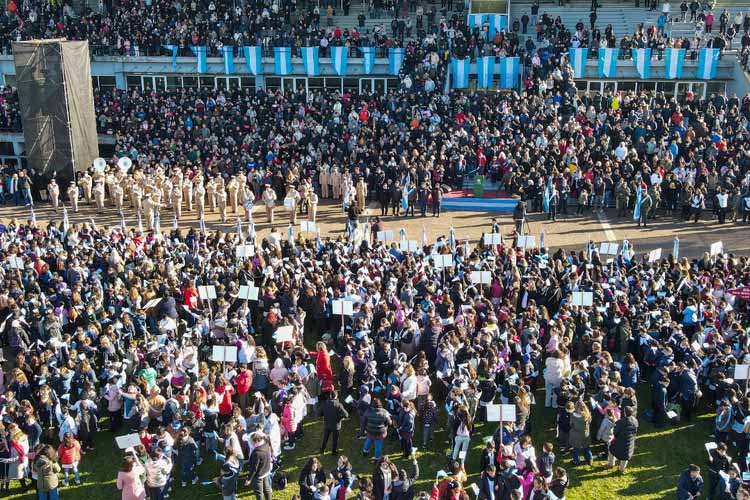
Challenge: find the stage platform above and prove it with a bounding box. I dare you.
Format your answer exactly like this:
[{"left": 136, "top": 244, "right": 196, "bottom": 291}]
[{"left": 442, "top": 190, "right": 519, "bottom": 212}]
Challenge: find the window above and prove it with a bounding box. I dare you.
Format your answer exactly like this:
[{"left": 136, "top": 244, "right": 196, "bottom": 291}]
[
  {"left": 265, "top": 77, "right": 281, "bottom": 91},
  {"left": 343, "top": 78, "right": 358, "bottom": 91},
  {"left": 167, "top": 76, "right": 182, "bottom": 89},
  {"left": 308, "top": 77, "right": 325, "bottom": 91},
  {"left": 182, "top": 76, "right": 198, "bottom": 88},
  {"left": 126, "top": 75, "right": 141, "bottom": 90},
  {"left": 0, "top": 142, "right": 14, "bottom": 155},
  {"left": 707, "top": 81, "right": 725, "bottom": 96},
  {"left": 325, "top": 77, "right": 342, "bottom": 91},
  {"left": 3, "top": 75, "right": 15, "bottom": 88},
  {"left": 199, "top": 77, "right": 215, "bottom": 89},
  {"left": 241, "top": 77, "right": 256, "bottom": 89},
  {"left": 92, "top": 76, "right": 116, "bottom": 91},
  {"left": 619, "top": 81, "right": 636, "bottom": 92}
]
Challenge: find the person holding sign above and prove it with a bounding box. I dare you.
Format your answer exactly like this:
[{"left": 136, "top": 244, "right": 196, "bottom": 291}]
[{"left": 284, "top": 185, "right": 300, "bottom": 225}]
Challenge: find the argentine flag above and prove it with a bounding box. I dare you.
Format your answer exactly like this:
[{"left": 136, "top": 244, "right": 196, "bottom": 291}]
[
  {"left": 633, "top": 186, "right": 643, "bottom": 222},
  {"left": 631, "top": 47, "right": 651, "bottom": 79},
  {"left": 664, "top": 48, "right": 685, "bottom": 79},
  {"left": 451, "top": 58, "right": 470, "bottom": 89},
  {"left": 163, "top": 44, "right": 178, "bottom": 70},
  {"left": 488, "top": 14, "right": 507, "bottom": 39},
  {"left": 274, "top": 47, "right": 292, "bottom": 75},
  {"left": 477, "top": 56, "right": 495, "bottom": 88},
  {"left": 568, "top": 48, "right": 588, "bottom": 78},
  {"left": 597, "top": 47, "right": 618, "bottom": 78},
  {"left": 360, "top": 47, "right": 376, "bottom": 74},
  {"left": 243, "top": 46, "right": 263, "bottom": 75},
  {"left": 543, "top": 178, "right": 552, "bottom": 213},
  {"left": 697, "top": 47, "right": 720, "bottom": 80},
  {"left": 301, "top": 46, "right": 320, "bottom": 76},
  {"left": 468, "top": 13, "right": 487, "bottom": 31},
  {"left": 330, "top": 46, "right": 348, "bottom": 76},
  {"left": 222, "top": 46, "right": 235, "bottom": 74},
  {"left": 388, "top": 47, "right": 405, "bottom": 75},
  {"left": 402, "top": 173, "right": 410, "bottom": 211},
  {"left": 499, "top": 56, "right": 519, "bottom": 89},
  {"left": 190, "top": 46, "right": 207, "bottom": 73}
]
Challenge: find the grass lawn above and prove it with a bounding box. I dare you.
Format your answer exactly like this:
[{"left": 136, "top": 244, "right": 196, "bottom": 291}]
[{"left": 5, "top": 386, "right": 714, "bottom": 500}]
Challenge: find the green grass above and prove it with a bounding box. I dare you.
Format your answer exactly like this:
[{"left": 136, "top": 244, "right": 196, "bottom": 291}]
[{"left": 6, "top": 388, "right": 714, "bottom": 500}]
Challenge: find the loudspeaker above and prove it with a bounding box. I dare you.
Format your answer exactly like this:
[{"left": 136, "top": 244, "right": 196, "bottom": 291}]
[{"left": 12, "top": 39, "right": 98, "bottom": 184}]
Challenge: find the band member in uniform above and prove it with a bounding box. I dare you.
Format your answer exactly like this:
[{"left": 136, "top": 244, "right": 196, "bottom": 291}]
[
  {"left": 67, "top": 180, "right": 79, "bottom": 213},
  {"left": 262, "top": 184, "right": 277, "bottom": 223},
  {"left": 48, "top": 178, "right": 60, "bottom": 213}
]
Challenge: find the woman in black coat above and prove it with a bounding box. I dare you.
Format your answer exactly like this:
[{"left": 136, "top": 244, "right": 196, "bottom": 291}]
[
  {"left": 373, "top": 457, "right": 399, "bottom": 500},
  {"left": 608, "top": 406, "right": 639, "bottom": 472},
  {"left": 298, "top": 457, "right": 326, "bottom": 500}
]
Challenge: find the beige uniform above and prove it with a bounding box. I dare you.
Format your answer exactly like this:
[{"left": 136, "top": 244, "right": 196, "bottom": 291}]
[
  {"left": 320, "top": 166, "right": 330, "bottom": 198},
  {"left": 356, "top": 179, "right": 367, "bottom": 213},
  {"left": 80, "top": 174, "right": 92, "bottom": 203},
  {"left": 331, "top": 167, "right": 342, "bottom": 199},
  {"left": 142, "top": 195, "right": 161, "bottom": 230},
  {"left": 206, "top": 179, "right": 217, "bottom": 212},
  {"left": 241, "top": 185, "right": 255, "bottom": 221},
  {"left": 227, "top": 178, "right": 239, "bottom": 213},
  {"left": 172, "top": 184, "right": 183, "bottom": 220},
  {"left": 112, "top": 182, "right": 124, "bottom": 212},
  {"left": 310, "top": 191, "right": 319, "bottom": 222},
  {"left": 67, "top": 182, "right": 79, "bottom": 212},
  {"left": 194, "top": 182, "right": 206, "bottom": 221},
  {"left": 92, "top": 180, "right": 105, "bottom": 213},
  {"left": 217, "top": 185, "right": 227, "bottom": 222},
  {"left": 47, "top": 180, "right": 60, "bottom": 213},
  {"left": 183, "top": 177, "right": 194, "bottom": 211},
  {"left": 285, "top": 187, "right": 301, "bottom": 225},
  {"left": 131, "top": 183, "right": 143, "bottom": 214},
  {"left": 262, "top": 187, "right": 276, "bottom": 223}
]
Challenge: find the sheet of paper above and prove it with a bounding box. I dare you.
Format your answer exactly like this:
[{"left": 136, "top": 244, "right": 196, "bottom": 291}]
[
  {"left": 275, "top": 326, "right": 294, "bottom": 343},
  {"left": 486, "top": 404, "right": 501, "bottom": 422},
  {"left": 115, "top": 433, "right": 142, "bottom": 449}
]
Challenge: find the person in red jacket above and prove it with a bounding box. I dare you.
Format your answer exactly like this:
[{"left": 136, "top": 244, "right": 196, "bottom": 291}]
[
  {"left": 309, "top": 341, "right": 333, "bottom": 387},
  {"left": 57, "top": 432, "right": 82, "bottom": 486},
  {"left": 232, "top": 365, "right": 253, "bottom": 412}
]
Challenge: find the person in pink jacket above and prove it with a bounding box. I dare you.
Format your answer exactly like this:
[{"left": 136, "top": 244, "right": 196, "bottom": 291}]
[
  {"left": 281, "top": 395, "right": 297, "bottom": 451},
  {"left": 117, "top": 454, "right": 146, "bottom": 500}
]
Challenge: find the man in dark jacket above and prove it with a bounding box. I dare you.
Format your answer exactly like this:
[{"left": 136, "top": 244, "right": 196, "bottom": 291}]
[
  {"left": 678, "top": 464, "right": 704, "bottom": 500},
  {"left": 607, "top": 406, "right": 639, "bottom": 472},
  {"left": 245, "top": 433, "right": 273, "bottom": 500},
  {"left": 320, "top": 390, "right": 349, "bottom": 454}
]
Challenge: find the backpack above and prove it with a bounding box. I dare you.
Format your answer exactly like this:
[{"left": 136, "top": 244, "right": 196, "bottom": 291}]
[{"left": 274, "top": 471, "right": 288, "bottom": 489}]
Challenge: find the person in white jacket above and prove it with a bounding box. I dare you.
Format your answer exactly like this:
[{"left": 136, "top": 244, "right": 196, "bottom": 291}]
[
  {"left": 145, "top": 448, "right": 173, "bottom": 499},
  {"left": 262, "top": 405, "right": 282, "bottom": 459},
  {"left": 544, "top": 351, "right": 565, "bottom": 408},
  {"left": 400, "top": 365, "right": 418, "bottom": 402}
]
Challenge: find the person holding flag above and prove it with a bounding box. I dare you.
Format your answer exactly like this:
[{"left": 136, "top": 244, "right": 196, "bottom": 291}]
[{"left": 546, "top": 182, "right": 559, "bottom": 222}]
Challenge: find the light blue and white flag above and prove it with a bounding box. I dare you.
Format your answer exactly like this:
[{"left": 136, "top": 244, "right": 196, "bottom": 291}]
[
  {"left": 664, "top": 48, "right": 685, "bottom": 79},
  {"left": 243, "top": 46, "right": 263, "bottom": 75},
  {"left": 448, "top": 226, "right": 456, "bottom": 251},
  {"left": 274, "top": 47, "right": 292, "bottom": 75},
  {"left": 476, "top": 56, "right": 495, "bottom": 88},
  {"left": 568, "top": 48, "right": 588, "bottom": 78},
  {"left": 330, "top": 46, "right": 348, "bottom": 76},
  {"left": 543, "top": 178, "right": 553, "bottom": 213},
  {"left": 190, "top": 46, "right": 208, "bottom": 73},
  {"left": 402, "top": 173, "right": 410, "bottom": 211},
  {"left": 597, "top": 47, "right": 618, "bottom": 78},
  {"left": 360, "top": 47, "right": 376, "bottom": 74},
  {"left": 622, "top": 239, "right": 631, "bottom": 265},
  {"left": 288, "top": 223, "right": 295, "bottom": 247},
  {"left": 451, "top": 58, "right": 470, "bottom": 89},
  {"left": 301, "top": 46, "right": 320, "bottom": 76},
  {"left": 697, "top": 47, "right": 720, "bottom": 80},
  {"left": 633, "top": 186, "right": 643, "bottom": 222},
  {"left": 673, "top": 237, "right": 680, "bottom": 259},
  {"left": 488, "top": 14, "right": 507, "bottom": 39},
  {"left": 222, "top": 46, "right": 235, "bottom": 74},
  {"left": 163, "top": 44, "right": 178, "bottom": 70},
  {"left": 499, "top": 56, "right": 519, "bottom": 89},
  {"left": 468, "top": 13, "right": 487, "bottom": 31},
  {"left": 631, "top": 47, "right": 651, "bottom": 79},
  {"left": 388, "top": 47, "right": 405, "bottom": 75}
]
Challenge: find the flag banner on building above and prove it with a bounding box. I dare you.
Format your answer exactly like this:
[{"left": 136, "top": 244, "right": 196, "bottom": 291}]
[
  {"left": 568, "top": 48, "right": 588, "bottom": 78},
  {"left": 388, "top": 47, "right": 405, "bottom": 75},
  {"left": 468, "top": 13, "right": 487, "bottom": 31},
  {"left": 163, "top": 44, "right": 178, "bottom": 70},
  {"left": 243, "top": 46, "right": 263, "bottom": 75},
  {"left": 476, "top": 56, "right": 495, "bottom": 88},
  {"left": 488, "top": 14, "right": 508, "bottom": 39},
  {"left": 631, "top": 48, "right": 651, "bottom": 79},
  {"left": 360, "top": 47, "right": 376, "bottom": 74},
  {"left": 222, "top": 46, "right": 235, "bottom": 74},
  {"left": 301, "top": 46, "right": 320, "bottom": 76},
  {"left": 597, "top": 47, "right": 618, "bottom": 78},
  {"left": 499, "top": 56, "right": 519, "bottom": 89},
  {"left": 697, "top": 47, "right": 720, "bottom": 80},
  {"left": 330, "top": 46, "right": 348, "bottom": 76},
  {"left": 664, "top": 47, "right": 685, "bottom": 79},
  {"left": 190, "top": 46, "right": 207, "bottom": 73},
  {"left": 274, "top": 47, "right": 292, "bottom": 75},
  {"left": 451, "top": 57, "right": 470, "bottom": 89}
]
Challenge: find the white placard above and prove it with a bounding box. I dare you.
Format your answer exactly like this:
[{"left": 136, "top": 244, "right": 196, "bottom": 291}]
[
  {"left": 486, "top": 404, "right": 501, "bottom": 422},
  {"left": 115, "top": 433, "right": 142, "bottom": 449},
  {"left": 710, "top": 241, "right": 724, "bottom": 256},
  {"left": 211, "top": 345, "right": 238, "bottom": 362},
  {"left": 483, "top": 233, "right": 502, "bottom": 245},
  {"left": 500, "top": 404, "right": 516, "bottom": 422},
  {"left": 300, "top": 221, "right": 317, "bottom": 233},
  {"left": 516, "top": 235, "right": 536, "bottom": 249},
  {"left": 471, "top": 271, "right": 492, "bottom": 285},
  {"left": 235, "top": 245, "right": 255, "bottom": 258},
  {"left": 142, "top": 298, "right": 162, "bottom": 310},
  {"left": 458, "top": 450, "right": 467, "bottom": 460},
  {"left": 332, "top": 299, "right": 354, "bottom": 316},
  {"left": 6, "top": 256, "right": 23, "bottom": 269},
  {"left": 283, "top": 197, "right": 295, "bottom": 211},
  {"left": 275, "top": 326, "right": 294, "bottom": 343},
  {"left": 571, "top": 291, "right": 594, "bottom": 307},
  {"left": 198, "top": 285, "right": 217, "bottom": 300},
  {"left": 238, "top": 285, "right": 259, "bottom": 301},
  {"left": 648, "top": 248, "right": 662, "bottom": 263},
  {"left": 377, "top": 230, "right": 394, "bottom": 242},
  {"left": 434, "top": 254, "right": 454, "bottom": 269},
  {"left": 399, "top": 240, "right": 419, "bottom": 252},
  {"left": 735, "top": 364, "right": 750, "bottom": 380},
  {"left": 599, "top": 242, "right": 619, "bottom": 255}
]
